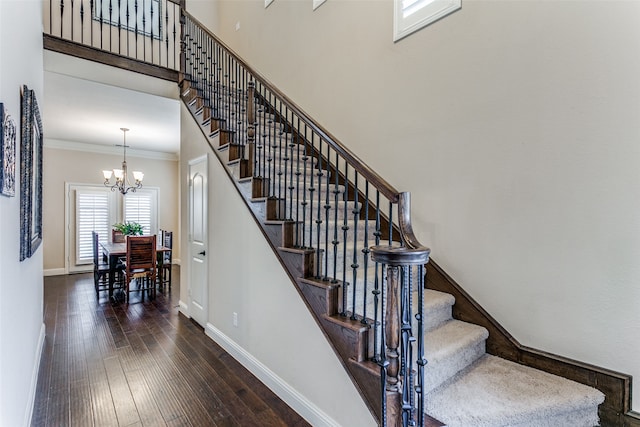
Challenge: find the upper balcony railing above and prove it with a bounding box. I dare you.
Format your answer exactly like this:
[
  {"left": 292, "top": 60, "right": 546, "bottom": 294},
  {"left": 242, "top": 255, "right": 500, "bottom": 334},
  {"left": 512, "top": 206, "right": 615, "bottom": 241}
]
[{"left": 43, "top": 0, "right": 181, "bottom": 80}]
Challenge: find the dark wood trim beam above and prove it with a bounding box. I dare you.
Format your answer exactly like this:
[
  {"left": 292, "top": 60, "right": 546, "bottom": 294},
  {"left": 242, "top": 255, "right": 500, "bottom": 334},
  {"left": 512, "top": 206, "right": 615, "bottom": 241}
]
[{"left": 43, "top": 34, "right": 179, "bottom": 82}]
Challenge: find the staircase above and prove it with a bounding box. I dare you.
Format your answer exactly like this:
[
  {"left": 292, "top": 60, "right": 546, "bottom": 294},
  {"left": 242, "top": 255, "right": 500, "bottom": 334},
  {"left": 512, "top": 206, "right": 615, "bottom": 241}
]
[
  {"left": 38, "top": 0, "right": 636, "bottom": 423},
  {"left": 178, "top": 14, "right": 606, "bottom": 423}
]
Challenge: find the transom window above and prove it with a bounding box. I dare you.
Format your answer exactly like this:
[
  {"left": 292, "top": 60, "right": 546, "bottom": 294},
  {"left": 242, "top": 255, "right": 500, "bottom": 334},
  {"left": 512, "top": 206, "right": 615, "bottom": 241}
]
[{"left": 394, "top": 0, "right": 461, "bottom": 42}]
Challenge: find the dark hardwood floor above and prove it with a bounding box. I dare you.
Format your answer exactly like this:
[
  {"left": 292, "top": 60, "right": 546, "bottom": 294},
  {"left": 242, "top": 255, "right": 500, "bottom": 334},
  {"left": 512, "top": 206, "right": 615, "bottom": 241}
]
[{"left": 31, "top": 269, "right": 311, "bottom": 427}]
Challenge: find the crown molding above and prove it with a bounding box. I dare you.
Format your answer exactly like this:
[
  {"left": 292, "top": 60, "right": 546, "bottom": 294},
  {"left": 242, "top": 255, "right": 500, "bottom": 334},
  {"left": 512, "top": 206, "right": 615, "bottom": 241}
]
[{"left": 45, "top": 138, "right": 179, "bottom": 161}]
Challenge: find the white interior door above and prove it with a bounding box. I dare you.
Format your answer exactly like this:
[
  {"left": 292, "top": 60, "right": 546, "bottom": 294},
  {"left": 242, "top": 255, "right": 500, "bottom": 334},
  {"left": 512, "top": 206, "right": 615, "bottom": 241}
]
[{"left": 189, "top": 155, "right": 208, "bottom": 327}]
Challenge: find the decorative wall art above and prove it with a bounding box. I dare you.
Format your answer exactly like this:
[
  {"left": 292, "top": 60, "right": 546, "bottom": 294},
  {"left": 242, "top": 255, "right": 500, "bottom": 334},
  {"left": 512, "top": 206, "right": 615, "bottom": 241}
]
[
  {"left": 0, "top": 103, "right": 17, "bottom": 197},
  {"left": 19, "top": 86, "right": 43, "bottom": 261}
]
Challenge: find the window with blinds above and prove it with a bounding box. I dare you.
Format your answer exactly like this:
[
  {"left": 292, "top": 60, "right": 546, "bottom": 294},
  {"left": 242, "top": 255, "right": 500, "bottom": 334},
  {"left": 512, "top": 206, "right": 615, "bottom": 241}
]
[
  {"left": 76, "top": 191, "right": 111, "bottom": 264},
  {"left": 124, "top": 189, "right": 158, "bottom": 235},
  {"left": 71, "top": 185, "right": 158, "bottom": 270},
  {"left": 394, "top": 0, "right": 460, "bottom": 42}
]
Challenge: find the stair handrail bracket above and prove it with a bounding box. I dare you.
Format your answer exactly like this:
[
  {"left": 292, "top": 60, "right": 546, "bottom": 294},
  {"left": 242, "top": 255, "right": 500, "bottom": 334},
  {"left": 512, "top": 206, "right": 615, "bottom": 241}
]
[{"left": 371, "top": 191, "right": 431, "bottom": 427}]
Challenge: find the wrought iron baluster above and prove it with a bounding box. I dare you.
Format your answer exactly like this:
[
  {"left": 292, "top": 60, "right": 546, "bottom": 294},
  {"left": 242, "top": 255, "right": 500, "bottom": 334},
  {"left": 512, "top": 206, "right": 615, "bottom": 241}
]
[
  {"left": 164, "top": 0, "right": 168, "bottom": 67},
  {"left": 378, "top": 262, "right": 388, "bottom": 427},
  {"left": 125, "top": 0, "right": 130, "bottom": 56},
  {"left": 372, "top": 190, "right": 382, "bottom": 362},
  {"left": 308, "top": 129, "right": 316, "bottom": 255},
  {"left": 301, "top": 125, "right": 308, "bottom": 247},
  {"left": 389, "top": 201, "right": 393, "bottom": 245},
  {"left": 80, "top": 0, "right": 84, "bottom": 43},
  {"left": 315, "top": 134, "right": 323, "bottom": 279},
  {"left": 416, "top": 264, "right": 427, "bottom": 427},
  {"left": 60, "top": 0, "right": 64, "bottom": 38},
  {"left": 142, "top": 0, "right": 146, "bottom": 61},
  {"left": 265, "top": 92, "right": 275, "bottom": 196},
  {"left": 117, "top": 0, "right": 122, "bottom": 54},
  {"left": 150, "top": 0, "right": 154, "bottom": 63},
  {"left": 400, "top": 266, "right": 414, "bottom": 427},
  {"left": 133, "top": 0, "right": 138, "bottom": 58},
  {"left": 323, "top": 144, "right": 331, "bottom": 280},
  {"left": 361, "top": 181, "right": 370, "bottom": 324},
  {"left": 172, "top": 4, "right": 176, "bottom": 69},
  {"left": 350, "top": 171, "right": 359, "bottom": 320},
  {"left": 71, "top": 0, "right": 74, "bottom": 40},
  {"left": 340, "top": 164, "right": 349, "bottom": 316},
  {"left": 294, "top": 117, "right": 302, "bottom": 246},
  {"left": 259, "top": 85, "right": 267, "bottom": 180},
  {"left": 277, "top": 104, "right": 284, "bottom": 204},
  {"left": 282, "top": 106, "right": 291, "bottom": 220},
  {"left": 287, "top": 110, "right": 295, "bottom": 221},
  {"left": 242, "top": 68, "right": 247, "bottom": 148},
  {"left": 108, "top": 0, "right": 113, "bottom": 51},
  {"left": 331, "top": 150, "right": 339, "bottom": 283}
]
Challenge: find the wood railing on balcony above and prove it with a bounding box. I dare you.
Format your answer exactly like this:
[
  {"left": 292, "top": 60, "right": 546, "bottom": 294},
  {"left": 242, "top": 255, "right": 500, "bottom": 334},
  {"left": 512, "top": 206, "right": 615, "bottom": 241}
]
[
  {"left": 182, "top": 10, "right": 432, "bottom": 426},
  {"left": 43, "top": 0, "right": 181, "bottom": 81}
]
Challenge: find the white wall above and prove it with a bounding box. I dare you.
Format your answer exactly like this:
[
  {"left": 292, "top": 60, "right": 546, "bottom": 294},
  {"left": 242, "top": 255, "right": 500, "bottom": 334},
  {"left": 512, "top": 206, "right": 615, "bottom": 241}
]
[
  {"left": 180, "top": 104, "right": 376, "bottom": 426},
  {"left": 0, "top": 1, "right": 46, "bottom": 425},
  {"left": 209, "top": 0, "right": 640, "bottom": 410}
]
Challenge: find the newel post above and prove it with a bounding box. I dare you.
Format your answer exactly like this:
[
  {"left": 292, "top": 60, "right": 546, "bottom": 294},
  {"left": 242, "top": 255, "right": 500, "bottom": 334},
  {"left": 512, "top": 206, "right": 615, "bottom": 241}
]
[{"left": 371, "top": 192, "right": 430, "bottom": 427}]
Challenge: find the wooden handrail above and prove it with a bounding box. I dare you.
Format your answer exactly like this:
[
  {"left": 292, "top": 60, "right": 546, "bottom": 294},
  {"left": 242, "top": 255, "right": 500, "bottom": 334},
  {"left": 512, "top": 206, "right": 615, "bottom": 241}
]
[{"left": 182, "top": 10, "right": 401, "bottom": 204}]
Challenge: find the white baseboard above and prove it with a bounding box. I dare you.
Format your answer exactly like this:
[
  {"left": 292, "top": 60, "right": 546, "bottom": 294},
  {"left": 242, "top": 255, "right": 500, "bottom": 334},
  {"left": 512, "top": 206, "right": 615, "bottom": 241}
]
[
  {"left": 178, "top": 300, "right": 190, "bottom": 317},
  {"left": 43, "top": 268, "right": 66, "bottom": 277},
  {"left": 204, "top": 323, "right": 340, "bottom": 427},
  {"left": 26, "top": 323, "right": 46, "bottom": 427}
]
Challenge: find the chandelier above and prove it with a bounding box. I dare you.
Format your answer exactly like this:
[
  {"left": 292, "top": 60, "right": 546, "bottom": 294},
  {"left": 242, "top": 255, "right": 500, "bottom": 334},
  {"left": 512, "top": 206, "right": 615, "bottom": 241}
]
[{"left": 102, "top": 128, "right": 144, "bottom": 195}]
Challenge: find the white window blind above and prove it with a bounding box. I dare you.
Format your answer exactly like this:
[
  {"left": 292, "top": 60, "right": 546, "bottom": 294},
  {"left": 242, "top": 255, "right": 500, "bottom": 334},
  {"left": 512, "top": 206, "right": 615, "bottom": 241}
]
[
  {"left": 124, "top": 189, "right": 158, "bottom": 235},
  {"left": 76, "top": 191, "right": 111, "bottom": 264},
  {"left": 394, "top": 0, "right": 461, "bottom": 42}
]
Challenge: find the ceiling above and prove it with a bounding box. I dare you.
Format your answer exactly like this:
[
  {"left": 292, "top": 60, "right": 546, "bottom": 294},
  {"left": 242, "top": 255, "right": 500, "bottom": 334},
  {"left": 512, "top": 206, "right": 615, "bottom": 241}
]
[{"left": 42, "top": 51, "right": 181, "bottom": 157}]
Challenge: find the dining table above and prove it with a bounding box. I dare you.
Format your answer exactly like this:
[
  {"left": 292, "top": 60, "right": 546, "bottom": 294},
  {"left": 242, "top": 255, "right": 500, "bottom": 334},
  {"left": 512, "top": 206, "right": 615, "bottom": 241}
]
[{"left": 100, "top": 240, "right": 171, "bottom": 298}]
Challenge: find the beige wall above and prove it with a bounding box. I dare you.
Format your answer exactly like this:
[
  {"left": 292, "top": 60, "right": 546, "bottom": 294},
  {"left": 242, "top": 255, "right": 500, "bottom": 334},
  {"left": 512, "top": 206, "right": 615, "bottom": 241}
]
[
  {"left": 207, "top": 0, "right": 640, "bottom": 410},
  {"left": 180, "top": 104, "right": 375, "bottom": 426},
  {"left": 43, "top": 145, "right": 180, "bottom": 272}
]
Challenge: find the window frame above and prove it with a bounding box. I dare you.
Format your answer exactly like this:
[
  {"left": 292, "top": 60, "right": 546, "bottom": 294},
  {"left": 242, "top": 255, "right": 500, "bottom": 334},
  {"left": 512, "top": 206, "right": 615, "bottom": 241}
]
[
  {"left": 68, "top": 184, "right": 118, "bottom": 271},
  {"left": 123, "top": 187, "right": 159, "bottom": 236},
  {"left": 393, "top": 0, "right": 461, "bottom": 42}
]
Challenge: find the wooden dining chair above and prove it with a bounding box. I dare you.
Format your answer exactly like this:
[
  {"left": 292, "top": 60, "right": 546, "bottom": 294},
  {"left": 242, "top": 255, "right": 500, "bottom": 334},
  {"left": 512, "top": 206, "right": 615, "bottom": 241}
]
[
  {"left": 159, "top": 230, "right": 173, "bottom": 289},
  {"left": 92, "top": 231, "right": 110, "bottom": 297},
  {"left": 94, "top": 231, "right": 125, "bottom": 298},
  {"left": 124, "top": 235, "right": 157, "bottom": 302}
]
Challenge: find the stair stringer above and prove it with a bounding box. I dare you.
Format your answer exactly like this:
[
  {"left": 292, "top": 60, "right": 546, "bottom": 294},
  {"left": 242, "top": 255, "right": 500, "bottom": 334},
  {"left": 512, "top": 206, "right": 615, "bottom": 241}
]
[{"left": 268, "top": 232, "right": 386, "bottom": 422}]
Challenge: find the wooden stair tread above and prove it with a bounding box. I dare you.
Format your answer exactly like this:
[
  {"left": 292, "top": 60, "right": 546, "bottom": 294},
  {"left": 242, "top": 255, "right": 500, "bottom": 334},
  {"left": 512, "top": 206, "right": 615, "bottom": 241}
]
[
  {"left": 299, "top": 276, "right": 342, "bottom": 291},
  {"left": 278, "top": 246, "right": 315, "bottom": 255},
  {"left": 323, "top": 313, "right": 370, "bottom": 333}
]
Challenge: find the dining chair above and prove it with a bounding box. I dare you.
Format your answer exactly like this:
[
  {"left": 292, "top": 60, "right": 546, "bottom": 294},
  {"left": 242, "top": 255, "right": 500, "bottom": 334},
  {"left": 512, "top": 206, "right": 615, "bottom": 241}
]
[
  {"left": 124, "top": 235, "right": 157, "bottom": 302},
  {"left": 93, "top": 231, "right": 125, "bottom": 298},
  {"left": 92, "top": 231, "right": 110, "bottom": 297},
  {"left": 159, "top": 230, "right": 173, "bottom": 289}
]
